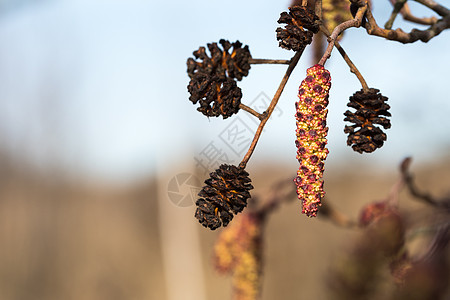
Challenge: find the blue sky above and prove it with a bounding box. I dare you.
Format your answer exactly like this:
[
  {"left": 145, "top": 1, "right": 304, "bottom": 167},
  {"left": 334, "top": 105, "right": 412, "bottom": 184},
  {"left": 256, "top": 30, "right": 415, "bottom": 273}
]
[{"left": 0, "top": 0, "right": 449, "bottom": 180}]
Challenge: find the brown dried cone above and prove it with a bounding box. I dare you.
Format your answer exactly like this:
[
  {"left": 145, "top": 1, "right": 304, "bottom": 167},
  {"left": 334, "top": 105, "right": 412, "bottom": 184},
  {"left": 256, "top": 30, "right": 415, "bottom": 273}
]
[
  {"left": 188, "top": 73, "right": 242, "bottom": 118},
  {"left": 195, "top": 164, "right": 253, "bottom": 230},
  {"left": 186, "top": 40, "right": 252, "bottom": 118},
  {"left": 187, "top": 40, "right": 252, "bottom": 81},
  {"left": 276, "top": 5, "right": 319, "bottom": 51},
  {"left": 344, "top": 88, "right": 391, "bottom": 153}
]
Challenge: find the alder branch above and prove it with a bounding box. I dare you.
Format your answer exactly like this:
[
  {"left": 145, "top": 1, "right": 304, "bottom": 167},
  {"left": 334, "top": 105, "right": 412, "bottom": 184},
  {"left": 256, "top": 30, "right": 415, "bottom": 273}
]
[
  {"left": 388, "top": 0, "right": 438, "bottom": 27},
  {"left": 239, "top": 49, "right": 304, "bottom": 169},
  {"left": 385, "top": 0, "right": 408, "bottom": 29},
  {"left": 318, "top": 4, "right": 368, "bottom": 65},
  {"left": 250, "top": 177, "right": 357, "bottom": 229},
  {"left": 364, "top": 4, "right": 450, "bottom": 43},
  {"left": 415, "top": 224, "right": 450, "bottom": 263},
  {"left": 315, "top": 0, "right": 323, "bottom": 20},
  {"left": 319, "top": 198, "right": 358, "bottom": 228},
  {"left": 319, "top": 25, "right": 369, "bottom": 91},
  {"left": 255, "top": 178, "right": 296, "bottom": 216},
  {"left": 249, "top": 58, "right": 291, "bottom": 65},
  {"left": 400, "top": 157, "right": 450, "bottom": 210},
  {"left": 413, "top": 0, "right": 450, "bottom": 17},
  {"left": 385, "top": 172, "right": 405, "bottom": 207},
  {"left": 256, "top": 156, "right": 450, "bottom": 229},
  {"left": 239, "top": 103, "right": 264, "bottom": 120}
]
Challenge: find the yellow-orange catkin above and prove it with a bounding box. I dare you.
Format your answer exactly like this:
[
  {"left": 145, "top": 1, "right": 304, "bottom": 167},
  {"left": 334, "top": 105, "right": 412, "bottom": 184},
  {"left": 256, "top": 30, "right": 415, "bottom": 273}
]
[
  {"left": 213, "top": 213, "right": 263, "bottom": 300},
  {"left": 294, "top": 64, "right": 331, "bottom": 217}
]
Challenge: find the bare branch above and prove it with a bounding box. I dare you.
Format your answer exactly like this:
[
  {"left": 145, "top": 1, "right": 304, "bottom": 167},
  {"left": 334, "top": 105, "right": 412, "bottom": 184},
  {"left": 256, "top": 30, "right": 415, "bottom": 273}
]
[
  {"left": 239, "top": 49, "right": 304, "bottom": 169},
  {"left": 319, "top": 25, "right": 369, "bottom": 91},
  {"left": 385, "top": 0, "right": 407, "bottom": 29},
  {"left": 256, "top": 178, "right": 297, "bottom": 216},
  {"left": 365, "top": 5, "right": 450, "bottom": 43},
  {"left": 315, "top": 0, "right": 323, "bottom": 20},
  {"left": 413, "top": 0, "right": 450, "bottom": 17},
  {"left": 239, "top": 103, "right": 264, "bottom": 120},
  {"left": 318, "top": 4, "right": 368, "bottom": 65},
  {"left": 388, "top": 0, "right": 438, "bottom": 26},
  {"left": 319, "top": 198, "right": 358, "bottom": 228},
  {"left": 400, "top": 157, "right": 450, "bottom": 210},
  {"left": 249, "top": 58, "right": 291, "bottom": 65}
]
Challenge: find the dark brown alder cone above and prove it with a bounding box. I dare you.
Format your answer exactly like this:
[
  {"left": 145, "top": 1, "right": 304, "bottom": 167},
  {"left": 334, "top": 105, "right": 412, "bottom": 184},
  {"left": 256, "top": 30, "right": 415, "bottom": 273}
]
[
  {"left": 195, "top": 164, "right": 253, "bottom": 230},
  {"left": 186, "top": 40, "right": 251, "bottom": 119},
  {"left": 276, "top": 5, "right": 320, "bottom": 51},
  {"left": 188, "top": 73, "right": 242, "bottom": 118},
  {"left": 344, "top": 88, "right": 391, "bottom": 153},
  {"left": 187, "top": 40, "right": 251, "bottom": 81},
  {"left": 219, "top": 40, "right": 252, "bottom": 81}
]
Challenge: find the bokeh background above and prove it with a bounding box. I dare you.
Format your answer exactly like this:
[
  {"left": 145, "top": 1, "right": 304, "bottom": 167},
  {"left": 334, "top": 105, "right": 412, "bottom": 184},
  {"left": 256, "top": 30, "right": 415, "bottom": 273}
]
[{"left": 0, "top": 0, "right": 449, "bottom": 299}]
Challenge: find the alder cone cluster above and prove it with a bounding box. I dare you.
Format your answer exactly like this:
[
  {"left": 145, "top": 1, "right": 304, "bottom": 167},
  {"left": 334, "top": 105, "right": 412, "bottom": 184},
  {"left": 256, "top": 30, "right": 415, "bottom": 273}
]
[
  {"left": 187, "top": 40, "right": 251, "bottom": 119},
  {"left": 344, "top": 88, "right": 391, "bottom": 153},
  {"left": 195, "top": 164, "right": 253, "bottom": 230}
]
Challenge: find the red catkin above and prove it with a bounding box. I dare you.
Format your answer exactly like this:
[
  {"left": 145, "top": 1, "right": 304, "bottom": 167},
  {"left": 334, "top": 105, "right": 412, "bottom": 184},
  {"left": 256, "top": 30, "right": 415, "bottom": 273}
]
[{"left": 294, "top": 64, "right": 331, "bottom": 217}]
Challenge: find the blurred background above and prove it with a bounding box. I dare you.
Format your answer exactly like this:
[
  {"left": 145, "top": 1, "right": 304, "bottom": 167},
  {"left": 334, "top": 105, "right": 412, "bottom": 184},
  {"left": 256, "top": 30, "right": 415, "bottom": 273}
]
[{"left": 0, "top": 0, "right": 449, "bottom": 299}]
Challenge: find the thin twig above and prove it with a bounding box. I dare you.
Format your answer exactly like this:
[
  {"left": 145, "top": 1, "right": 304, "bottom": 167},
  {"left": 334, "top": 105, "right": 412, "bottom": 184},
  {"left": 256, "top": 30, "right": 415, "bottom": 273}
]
[
  {"left": 319, "top": 198, "right": 358, "bottom": 228},
  {"left": 401, "top": 9, "right": 438, "bottom": 25},
  {"left": 388, "top": 0, "right": 437, "bottom": 26},
  {"left": 249, "top": 58, "right": 291, "bottom": 65},
  {"left": 239, "top": 50, "right": 304, "bottom": 169},
  {"left": 385, "top": 172, "right": 406, "bottom": 207},
  {"left": 364, "top": 4, "right": 450, "bottom": 43},
  {"left": 400, "top": 157, "right": 450, "bottom": 210},
  {"left": 252, "top": 177, "right": 357, "bottom": 229},
  {"left": 256, "top": 178, "right": 296, "bottom": 216},
  {"left": 239, "top": 103, "right": 264, "bottom": 120},
  {"left": 319, "top": 25, "right": 369, "bottom": 91},
  {"left": 415, "top": 225, "right": 449, "bottom": 263},
  {"left": 318, "top": 4, "right": 368, "bottom": 65},
  {"left": 315, "top": 0, "right": 323, "bottom": 20},
  {"left": 385, "top": 0, "right": 408, "bottom": 29},
  {"left": 413, "top": 0, "right": 450, "bottom": 17},
  {"left": 335, "top": 43, "right": 369, "bottom": 91}
]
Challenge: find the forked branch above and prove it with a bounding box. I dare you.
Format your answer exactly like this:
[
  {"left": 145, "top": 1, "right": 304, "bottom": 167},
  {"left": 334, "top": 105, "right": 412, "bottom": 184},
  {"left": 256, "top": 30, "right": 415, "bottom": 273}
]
[
  {"left": 318, "top": 3, "right": 368, "bottom": 65},
  {"left": 239, "top": 49, "right": 304, "bottom": 169}
]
